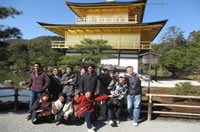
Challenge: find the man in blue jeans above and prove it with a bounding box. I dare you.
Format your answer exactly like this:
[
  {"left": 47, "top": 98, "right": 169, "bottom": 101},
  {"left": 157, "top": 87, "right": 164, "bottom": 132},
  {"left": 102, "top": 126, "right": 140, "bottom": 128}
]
[
  {"left": 26, "top": 63, "right": 49, "bottom": 120},
  {"left": 125, "top": 66, "right": 142, "bottom": 126}
]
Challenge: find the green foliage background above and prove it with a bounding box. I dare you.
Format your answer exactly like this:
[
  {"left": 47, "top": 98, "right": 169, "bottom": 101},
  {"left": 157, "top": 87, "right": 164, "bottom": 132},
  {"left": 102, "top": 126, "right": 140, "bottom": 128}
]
[
  {"left": 153, "top": 26, "right": 200, "bottom": 77},
  {"left": 170, "top": 82, "right": 200, "bottom": 96}
]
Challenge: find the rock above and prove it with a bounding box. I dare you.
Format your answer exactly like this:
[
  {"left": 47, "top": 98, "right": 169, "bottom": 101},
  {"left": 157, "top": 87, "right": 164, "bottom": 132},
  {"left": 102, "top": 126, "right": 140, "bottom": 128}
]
[
  {"left": 13, "top": 70, "right": 17, "bottom": 75},
  {"left": 3, "top": 80, "right": 12, "bottom": 85},
  {"left": 19, "top": 81, "right": 26, "bottom": 86}
]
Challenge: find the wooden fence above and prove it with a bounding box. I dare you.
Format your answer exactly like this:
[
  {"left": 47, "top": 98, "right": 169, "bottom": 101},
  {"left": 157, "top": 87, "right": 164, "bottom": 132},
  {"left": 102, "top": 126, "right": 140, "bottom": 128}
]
[
  {"left": 0, "top": 86, "right": 29, "bottom": 110},
  {"left": 1, "top": 87, "right": 200, "bottom": 120},
  {"left": 145, "top": 94, "right": 200, "bottom": 120}
]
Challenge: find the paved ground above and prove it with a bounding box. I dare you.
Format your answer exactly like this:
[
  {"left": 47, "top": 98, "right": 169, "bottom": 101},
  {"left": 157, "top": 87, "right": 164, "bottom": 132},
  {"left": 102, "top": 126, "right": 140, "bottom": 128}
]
[
  {"left": 1, "top": 79, "right": 200, "bottom": 132},
  {"left": 0, "top": 110, "right": 200, "bottom": 132},
  {"left": 142, "top": 78, "right": 200, "bottom": 88}
]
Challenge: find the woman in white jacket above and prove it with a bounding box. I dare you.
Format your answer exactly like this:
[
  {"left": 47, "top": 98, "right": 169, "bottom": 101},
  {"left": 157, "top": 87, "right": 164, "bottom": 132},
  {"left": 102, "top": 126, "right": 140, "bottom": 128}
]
[{"left": 51, "top": 93, "right": 73, "bottom": 125}]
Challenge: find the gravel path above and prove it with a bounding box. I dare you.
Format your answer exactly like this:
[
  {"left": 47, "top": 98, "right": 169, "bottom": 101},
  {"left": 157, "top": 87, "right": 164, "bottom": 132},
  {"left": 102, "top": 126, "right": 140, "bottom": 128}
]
[
  {"left": 142, "top": 79, "right": 200, "bottom": 88},
  {"left": 0, "top": 111, "right": 200, "bottom": 132}
]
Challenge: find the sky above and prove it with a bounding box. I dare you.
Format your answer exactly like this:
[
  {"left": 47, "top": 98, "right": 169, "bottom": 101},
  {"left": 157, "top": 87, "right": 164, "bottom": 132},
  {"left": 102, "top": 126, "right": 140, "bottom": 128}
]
[{"left": 1, "top": 0, "right": 200, "bottom": 43}]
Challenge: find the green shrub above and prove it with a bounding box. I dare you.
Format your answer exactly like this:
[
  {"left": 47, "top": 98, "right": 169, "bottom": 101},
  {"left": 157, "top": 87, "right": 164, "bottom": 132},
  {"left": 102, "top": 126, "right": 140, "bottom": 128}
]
[{"left": 170, "top": 82, "right": 199, "bottom": 96}]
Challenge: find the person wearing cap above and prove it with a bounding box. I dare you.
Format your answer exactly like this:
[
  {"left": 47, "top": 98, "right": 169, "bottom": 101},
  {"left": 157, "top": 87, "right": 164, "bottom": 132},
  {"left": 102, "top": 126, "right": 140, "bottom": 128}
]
[
  {"left": 51, "top": 93, "right": 73, "bottom": 125},
  {"left": 107, "top": 73, "right": 128, "bottom": 127},
  {"left": 125, "top": 66, "right": 143, "bottom": 126}
]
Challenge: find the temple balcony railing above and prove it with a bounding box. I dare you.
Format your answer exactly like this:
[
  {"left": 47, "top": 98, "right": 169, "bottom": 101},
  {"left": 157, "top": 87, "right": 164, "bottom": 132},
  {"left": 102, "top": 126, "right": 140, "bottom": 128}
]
[
  {"left": 75, "top": 15, "right": 137, "bottom": 24},
  {"left": 51, "top": 40, "right": 152, "bottom": 50}
]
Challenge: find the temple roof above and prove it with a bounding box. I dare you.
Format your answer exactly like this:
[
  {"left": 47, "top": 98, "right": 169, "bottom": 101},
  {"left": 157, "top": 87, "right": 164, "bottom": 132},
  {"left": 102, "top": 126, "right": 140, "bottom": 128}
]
[
  {"left": 38, "top": 19, "right": 167, "bottom": 42},
  {"left": 65, "top": 0, "right": 147, "bottom": 23}
]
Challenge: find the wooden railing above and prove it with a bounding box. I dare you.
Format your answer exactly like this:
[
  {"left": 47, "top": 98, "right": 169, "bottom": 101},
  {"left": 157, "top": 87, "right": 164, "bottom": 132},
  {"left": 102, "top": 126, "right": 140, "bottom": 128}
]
[
  {"left": 76, "top": 15, "right": 138, "bottom": 24},
  {"left": 0, "top": 86, "right": 29, "bottom": 110},
  {"left": 51, "top": 41, "right": 152, "bottom": 50},
  {"left": 145, "top": 94, "right": 200, "bottom": 120}
]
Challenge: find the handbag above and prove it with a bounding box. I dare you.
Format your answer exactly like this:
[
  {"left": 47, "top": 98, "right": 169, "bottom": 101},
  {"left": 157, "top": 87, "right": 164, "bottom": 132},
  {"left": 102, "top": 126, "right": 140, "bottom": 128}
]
[
  {"left": 41, "top": 110, "right": 52, "bottom": 116},
  {"left": 74, "top": 103, "right": 89, "bottom": 118}
]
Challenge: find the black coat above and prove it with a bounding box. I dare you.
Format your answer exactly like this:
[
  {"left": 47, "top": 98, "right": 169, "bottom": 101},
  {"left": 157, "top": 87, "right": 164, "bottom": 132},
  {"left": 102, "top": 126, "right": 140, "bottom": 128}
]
[
  {"left": 48, "top": 74, "right": 62, "bottom": 100},
  {"left": 96, "top": 72, "right": 112, "bottom": 96},
  {"left": 79, "top": 72, "right": 98, "bottom": 94}
]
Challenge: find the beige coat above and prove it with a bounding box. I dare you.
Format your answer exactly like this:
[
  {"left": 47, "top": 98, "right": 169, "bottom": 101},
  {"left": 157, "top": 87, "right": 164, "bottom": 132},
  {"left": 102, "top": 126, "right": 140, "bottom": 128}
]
[{"left": 51, "top": 99, "right": 73, "bottom": 117}]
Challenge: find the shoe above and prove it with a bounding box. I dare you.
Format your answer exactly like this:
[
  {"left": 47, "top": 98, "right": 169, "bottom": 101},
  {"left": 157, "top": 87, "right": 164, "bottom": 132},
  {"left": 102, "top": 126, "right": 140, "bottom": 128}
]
[
  {"left": 116, "top": 120, "right": 120, "bottom": 124},
  {"left": 97, "top": 116, "right": 104, "bottom": 121},
  {"left": 109, "top": 120, "right": 113, "bottom": 125},
  {"left": 32, "top": 117, "right": 37, "bottom": 123},
  {"left": 56, "top": 121, "right": 60, "bottom": 126},
  {"left": 87, "top": 128, "right": 95, "bottom": 132},
  {"left": 26, "top": 114, "right": 31, "bottom": 120},
  {"left": 109, "top": 120, "right": 116, "bottom": 127},
  {"left": 133, "top": 122, "right": 138, "bottom": 126}
]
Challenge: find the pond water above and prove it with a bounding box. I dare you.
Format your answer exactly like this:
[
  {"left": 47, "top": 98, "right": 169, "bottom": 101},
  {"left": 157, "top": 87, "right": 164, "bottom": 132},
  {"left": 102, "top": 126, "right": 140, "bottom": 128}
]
[{"left": 0, "top": 84, "right": 31, "bottom": 102}]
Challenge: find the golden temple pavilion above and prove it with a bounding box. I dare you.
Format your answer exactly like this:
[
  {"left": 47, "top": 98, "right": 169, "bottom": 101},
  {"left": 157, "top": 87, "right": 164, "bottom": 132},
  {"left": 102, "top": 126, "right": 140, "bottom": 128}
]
[{"left": 38, "top": 0, "right": 167, "bottom": 72}]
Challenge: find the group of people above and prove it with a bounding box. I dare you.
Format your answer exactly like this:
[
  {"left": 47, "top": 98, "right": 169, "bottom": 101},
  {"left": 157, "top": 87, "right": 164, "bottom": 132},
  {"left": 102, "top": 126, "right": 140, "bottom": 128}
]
[{"left": 26, "top": 62, "right": 143, "bottom": 132}]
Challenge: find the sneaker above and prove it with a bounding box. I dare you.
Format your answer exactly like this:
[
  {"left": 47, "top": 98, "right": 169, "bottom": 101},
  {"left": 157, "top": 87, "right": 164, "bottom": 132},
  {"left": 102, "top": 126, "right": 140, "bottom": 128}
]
[
  {"left": 26, "top": 114, "right": 31, "bottom": 120},
  {"left": 116, "top": 120, "right": 120, "bottom": 124},
  {"left": 56, "top": 121, "right": 60, "bottom": 126},
  {"left": 109, "top": 120, "right": 113, "bottom": 125},
  {"left": 133, "top": 122, "right": 138, "bottom": 126},
  {"left": 109, "top": 120, "right": 117, "bottom": 127},
  {"left": 32, "top": 117, "right": 37, "bottom": 123},
  {"left": 88, "top": 128, "right": 95, "bottom": 132}
]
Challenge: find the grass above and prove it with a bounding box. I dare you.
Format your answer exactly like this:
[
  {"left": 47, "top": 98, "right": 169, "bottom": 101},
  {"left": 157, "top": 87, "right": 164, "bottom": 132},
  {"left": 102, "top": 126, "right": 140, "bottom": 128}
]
[
  {"left": 185, "top": 74, "right": 200, "bottom": 81},
  {"left": 0, "top": 70, "right": 30, "bottom": 85}
]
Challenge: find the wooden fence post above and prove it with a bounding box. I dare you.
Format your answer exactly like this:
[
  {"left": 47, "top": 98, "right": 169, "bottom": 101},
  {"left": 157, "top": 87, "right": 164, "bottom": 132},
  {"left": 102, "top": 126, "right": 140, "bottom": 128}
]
[
  {"left": 14, "top": 87, "right": 19, "bottom": 111},
  {"left": 147, "top": 94, "right": 152, "bottom": 120}
]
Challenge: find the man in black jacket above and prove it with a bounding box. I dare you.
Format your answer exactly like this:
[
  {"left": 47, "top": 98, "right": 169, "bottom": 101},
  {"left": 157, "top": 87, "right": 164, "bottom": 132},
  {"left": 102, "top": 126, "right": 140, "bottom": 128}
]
[
  {"left": 95, "top": 66, "right": 116, "bottom": 121},
  {"left": 79, "top": 64, "right": 98, "bottom": 95},
  {"left": 125, "top": 66, "right": 142, "bottom": 126}
]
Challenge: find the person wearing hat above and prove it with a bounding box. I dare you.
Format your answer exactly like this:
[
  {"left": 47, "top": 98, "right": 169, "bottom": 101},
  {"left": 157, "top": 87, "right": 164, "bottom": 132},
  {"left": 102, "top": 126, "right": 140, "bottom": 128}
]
[
  {"left": 51, "top": 93, "right": 73, "bottom": 125},
  {"left": 107, "top": 73, "right": 128, "bottom": 127}
]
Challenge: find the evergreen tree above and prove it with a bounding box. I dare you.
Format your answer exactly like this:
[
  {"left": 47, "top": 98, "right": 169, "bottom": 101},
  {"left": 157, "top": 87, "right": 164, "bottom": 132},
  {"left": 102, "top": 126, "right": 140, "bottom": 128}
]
[
  {"left": 0, "top": 7, "right": 23, "bottom": 68},
  {"left": 59, "top": 38, "right": 112, "bottom": 70}
]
